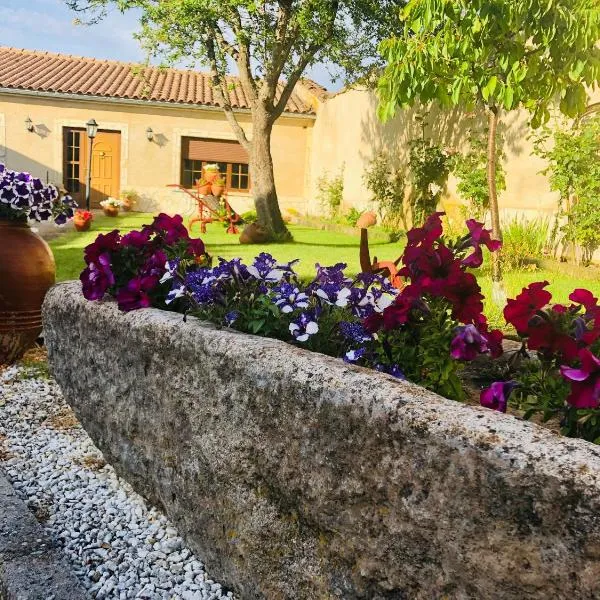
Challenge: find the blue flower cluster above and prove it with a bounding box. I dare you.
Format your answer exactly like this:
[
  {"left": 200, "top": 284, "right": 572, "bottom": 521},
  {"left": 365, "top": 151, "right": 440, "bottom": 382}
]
[
  {"left": 161, "top": 253, "right": 400, "bottom": 367},
  {"left": 0, "top": 164, "right": 76, "bottom": 224}
]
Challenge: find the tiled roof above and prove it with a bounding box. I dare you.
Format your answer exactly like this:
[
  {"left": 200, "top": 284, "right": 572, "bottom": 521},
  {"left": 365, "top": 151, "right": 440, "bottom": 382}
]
[{"left": 0, "top": 47, "right": 317, "bottom": 115}]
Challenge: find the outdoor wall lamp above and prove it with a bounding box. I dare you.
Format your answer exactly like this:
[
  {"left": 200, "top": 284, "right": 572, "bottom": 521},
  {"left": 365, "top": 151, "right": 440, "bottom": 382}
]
[
  {"left": 146, "top": 126, "right": 154, "bottom": 141},
  {"left": 85, "top": 118, "right": 98, "bottom": 211},
  {"left": 25, "top": 117, "right": 34, "bottom": 132}
]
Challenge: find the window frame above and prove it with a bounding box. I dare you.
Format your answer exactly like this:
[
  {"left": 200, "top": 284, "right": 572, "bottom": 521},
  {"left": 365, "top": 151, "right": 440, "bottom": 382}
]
[{"left": 180, "top": 141, "right": 251, "bottom": 193}]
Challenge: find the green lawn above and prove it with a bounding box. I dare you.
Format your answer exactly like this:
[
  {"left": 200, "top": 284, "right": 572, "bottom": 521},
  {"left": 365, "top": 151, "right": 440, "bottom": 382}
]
[{"left": 49, "top": 211, "right": 600, "bottom": 329}]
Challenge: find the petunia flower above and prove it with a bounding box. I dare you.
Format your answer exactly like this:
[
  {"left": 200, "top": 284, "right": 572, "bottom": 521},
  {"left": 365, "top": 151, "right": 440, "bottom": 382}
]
[
  {"left": 503, "top": 281, "right": 552, "bottom": 333},
  {"left": 344, "top": 347, "right": 366, "bottom": 363},
  {"left": 116, "top": 276, "right": 159, "bottom": 312},
  {"left": 560, "top": 349, "right": 600, "bottom": 409},
  {"left": 272, "top": 282, "right": 309, "bottom": 313},
  {"left": 80, "top": 252, "right": 115, "bottom": 301},
  {"left": 375, "top": 363, "right": 406, "bottom": 379},
  {"left": 289, "top": 312, "right": 319, "bottom": 342},
  {"left": 450, "top": 324, "right": 489, "bottom": 361},
  {"left": 480, "top": 381, "right": 518, "bottom": 413}
]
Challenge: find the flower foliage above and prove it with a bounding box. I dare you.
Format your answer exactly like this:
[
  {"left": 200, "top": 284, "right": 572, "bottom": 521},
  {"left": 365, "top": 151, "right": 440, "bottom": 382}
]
[
  {"left": 80, "top": 213, "right": 208, "bottom": 311},
  {"left": 0, "top": 164, "right": 76, "bottom": 224}
]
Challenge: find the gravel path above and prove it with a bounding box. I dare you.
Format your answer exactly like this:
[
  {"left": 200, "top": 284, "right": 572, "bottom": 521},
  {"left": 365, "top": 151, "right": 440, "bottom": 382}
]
[{"left": 0, "top": 363, "right": 235, "bottom": 600}]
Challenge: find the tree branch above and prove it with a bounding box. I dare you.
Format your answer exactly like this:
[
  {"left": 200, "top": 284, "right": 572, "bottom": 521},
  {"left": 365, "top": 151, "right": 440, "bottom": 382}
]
[{"left": 205, "top": 36, "right": 250, "bottom": 150}]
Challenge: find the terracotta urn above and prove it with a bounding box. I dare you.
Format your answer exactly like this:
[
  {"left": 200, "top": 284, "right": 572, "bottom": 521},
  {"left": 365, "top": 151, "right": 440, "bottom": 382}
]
[
  {"left": 0, "top": 219, "right": 56, "bottom": 365},
  {"left": 103, "top": 206, "right": 119, "bottom": 217}
]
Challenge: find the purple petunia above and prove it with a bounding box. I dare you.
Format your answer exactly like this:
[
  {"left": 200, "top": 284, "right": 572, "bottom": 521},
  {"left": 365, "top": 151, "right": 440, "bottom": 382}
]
[
  {"left": 339, "top": 321, "right": 373, "bottom": 344},
  {"left": 289, "top": 311, "right": 319, "bottom": 342},
  {"left": 479, "top": 381, "right": 518, "bottom": 412},
  {"left": 272, "top": 282, "right": 309, "bottom": 313},
  {"left": 450, "top": 324, "right": 489, "bottom": 361}
]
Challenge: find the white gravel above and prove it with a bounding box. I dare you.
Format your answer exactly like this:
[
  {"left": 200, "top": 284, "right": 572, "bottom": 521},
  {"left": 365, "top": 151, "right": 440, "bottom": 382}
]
[{"left": 0, "top": 363, "right": 235, "bottom": 600}]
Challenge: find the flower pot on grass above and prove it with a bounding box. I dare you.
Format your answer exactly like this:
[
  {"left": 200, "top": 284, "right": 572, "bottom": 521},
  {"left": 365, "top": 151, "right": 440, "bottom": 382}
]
[
  {"left": 120, "top": 189, "right": 138, "bottom": 212},
  {"left": 73, "top": 210, "right": 93, "bottom": 232},
  {"left": 100, "top": 198, "right": 122, "bottom": 217}
]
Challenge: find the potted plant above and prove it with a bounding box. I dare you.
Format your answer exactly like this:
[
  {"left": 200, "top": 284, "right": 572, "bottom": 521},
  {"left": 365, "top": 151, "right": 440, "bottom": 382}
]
[
  {"left": 196, "top": 178, "right": 212, "bottom": 195},
  {"left": 202, "top": 163, "right": 220, "bottom": 184},
  {"left": 100, "top": 197, "right": 122, "bottom": 217},
  {"left": 0, "top": 164, "right": 76, "bottom": 364},
  {"left": 211, "top": 177, "right": 226, "bottom": 197},
  {"left": 73, "top": 209, "right": 93, "bottom": 232},
  {"left": 119, "top": 189, "right": 138, "bottom": 212}
]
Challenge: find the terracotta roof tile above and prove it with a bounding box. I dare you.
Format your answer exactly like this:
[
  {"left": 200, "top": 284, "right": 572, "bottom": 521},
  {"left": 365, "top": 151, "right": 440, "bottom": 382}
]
[{"left": 0, "top": 47, "right": 317, "bottom": 115}]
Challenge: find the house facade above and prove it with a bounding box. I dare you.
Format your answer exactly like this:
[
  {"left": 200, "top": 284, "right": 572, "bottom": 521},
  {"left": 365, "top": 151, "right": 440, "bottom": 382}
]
[
  {"left": 0, "top": 46, "right": 598, "bottom": 222},
  {"left": 0, "top": 47, "right": 317, "bottom": 217}
]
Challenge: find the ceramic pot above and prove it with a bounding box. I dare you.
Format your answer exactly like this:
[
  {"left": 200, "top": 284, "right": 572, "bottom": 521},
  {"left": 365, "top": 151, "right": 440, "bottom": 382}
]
[
  {"left": 0, "top": 218, "right": 56, "bottom": 365},
  {"left": 73, "top": 215, "right": 92, "bottom": 232},
  {"left": 103, "top": 206, "right": 119, "bottom": 217},
  {"left": 356, "top": 211, "right": 377, "bottom": 229},
  {"left": 203, "top": 170, "right": 219, "bottom": 184},
  {"left": 211, "top": 184, "right": 225, "bottom": 197},
  {"left": 197, "top": 183, "right": 212, "bottom": 195}
]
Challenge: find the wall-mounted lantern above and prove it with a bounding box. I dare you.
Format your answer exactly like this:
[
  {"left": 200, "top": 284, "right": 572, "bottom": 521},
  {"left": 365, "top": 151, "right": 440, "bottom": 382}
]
[
  {"left": 25, "top": 117, "right": 34, "bottom": 132},
  {"left": 146, "top": 126, "right": 154, "bottom": 142}
]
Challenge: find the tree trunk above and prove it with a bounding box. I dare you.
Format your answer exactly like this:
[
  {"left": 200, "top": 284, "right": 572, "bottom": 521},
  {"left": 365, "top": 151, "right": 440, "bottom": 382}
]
[
  {"left": 487, "top": 107, "right": 501, "bottom": 280},
  {"left": 250, "top": 112, "right": 291, "bottom": 241},
  {"left": 487, "top": 106, "right": 505, "bottom": 304}
]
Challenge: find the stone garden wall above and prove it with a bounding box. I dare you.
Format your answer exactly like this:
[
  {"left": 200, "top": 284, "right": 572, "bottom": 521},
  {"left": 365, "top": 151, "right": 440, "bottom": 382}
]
[{"left": 43, "top": 281, "right": 600, "bottom": 600}]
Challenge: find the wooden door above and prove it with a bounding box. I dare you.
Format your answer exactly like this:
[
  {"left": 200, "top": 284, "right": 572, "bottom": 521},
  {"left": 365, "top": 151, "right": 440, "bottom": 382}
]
[{"left": 63, "top": 129, "right": 121, "bottom": 208}]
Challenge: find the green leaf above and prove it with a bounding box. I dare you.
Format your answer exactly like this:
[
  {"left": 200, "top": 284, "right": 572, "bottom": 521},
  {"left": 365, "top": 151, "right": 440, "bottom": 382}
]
[{"left": 503, "top": 85, "right": 515, "bottom": 109}]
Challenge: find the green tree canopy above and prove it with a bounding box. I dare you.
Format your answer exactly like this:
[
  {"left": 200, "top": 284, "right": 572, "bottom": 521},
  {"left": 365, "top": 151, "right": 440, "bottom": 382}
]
[
  {"left": 68, "top": 0, "right": 403, "bottom": 238},
  {"left": 377, "top": 0, "right": 600, "bottom": 286}
]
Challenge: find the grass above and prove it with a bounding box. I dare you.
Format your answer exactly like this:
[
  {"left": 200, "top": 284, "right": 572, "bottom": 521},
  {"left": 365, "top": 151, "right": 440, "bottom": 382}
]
[{"left": 49, "top": 211, "right": 600, "bottom": 329}]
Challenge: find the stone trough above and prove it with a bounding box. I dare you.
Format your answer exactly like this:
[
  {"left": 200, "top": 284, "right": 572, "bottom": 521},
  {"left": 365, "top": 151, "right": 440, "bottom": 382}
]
[{"left": 43, "top": 281, "right": 600, "bottom": 600}]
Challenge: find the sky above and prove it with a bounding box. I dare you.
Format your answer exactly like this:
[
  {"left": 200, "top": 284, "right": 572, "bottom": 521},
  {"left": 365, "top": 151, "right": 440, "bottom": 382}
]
[{"left": 0, "top": 0, "right": 340, "bottom": 90}]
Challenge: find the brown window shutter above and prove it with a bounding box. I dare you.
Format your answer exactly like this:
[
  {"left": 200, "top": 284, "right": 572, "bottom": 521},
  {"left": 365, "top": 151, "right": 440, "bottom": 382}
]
[{"left": 182, "top": 137, "right": 249, "bottom": 163}]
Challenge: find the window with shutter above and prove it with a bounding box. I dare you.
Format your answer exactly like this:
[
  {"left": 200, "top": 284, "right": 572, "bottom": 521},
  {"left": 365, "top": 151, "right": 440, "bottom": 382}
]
[{"left": 181, "top": 137, "right": 250, "bottom": 192}]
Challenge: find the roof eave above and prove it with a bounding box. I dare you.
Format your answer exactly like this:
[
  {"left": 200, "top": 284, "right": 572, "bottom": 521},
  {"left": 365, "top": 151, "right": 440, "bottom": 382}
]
[{"left": 0, "top": 87, "right": 317, "bottom": 120}]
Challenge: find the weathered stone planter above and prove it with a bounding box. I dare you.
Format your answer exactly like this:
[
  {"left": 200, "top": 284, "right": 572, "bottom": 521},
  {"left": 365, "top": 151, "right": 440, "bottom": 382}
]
[{"left": 43, "top": 281, "right": 600, "bottom": 600}]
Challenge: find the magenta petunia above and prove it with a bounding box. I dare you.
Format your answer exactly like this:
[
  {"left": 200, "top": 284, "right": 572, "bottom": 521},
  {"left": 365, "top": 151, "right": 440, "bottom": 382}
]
[
  {"left": 80, "top": 252, "right": 115, "bottom": 301},
  {"left": 116, "top": 276, "right": 159, "bottom": 312},
  {"left": 480, "top": 381, "right": 518, "bottom": 413},
  {"left": 450, "top": 324, "right": 489, "bottom": 361},
  {"left": 503, "top": 281, "right": 552, "bottom": 333},
  {"left": 560, "top": 348, "right": 600, "bottom": 409}
]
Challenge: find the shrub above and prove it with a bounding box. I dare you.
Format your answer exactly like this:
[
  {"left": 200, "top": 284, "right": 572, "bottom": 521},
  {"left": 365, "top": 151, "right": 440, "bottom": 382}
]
[
  {"left": 500, "top": 216, "right": 553, "bottom": 271},
  {"left": 534, "top": 116, "right": 600, "bottom": 264},
  {"left": 241, "top": 210, "right": 258, "bottom": 225},
  {"left": 344, "top": 207, "right": 363, "bottom": 227},
  {"left": 316, "top": 167, "right": 344, "bottom": 218},
  {"left": 407, "top": 139, "right": 451, "bottom": 226},
  {"left": 363, "top": 151, "right": 406, "bottom": 229}
]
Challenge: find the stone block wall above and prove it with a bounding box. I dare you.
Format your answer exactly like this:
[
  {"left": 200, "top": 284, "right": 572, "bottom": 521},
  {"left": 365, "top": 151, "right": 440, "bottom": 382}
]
[{"left": 43, "top": 282, "right": 600, "bottom": 600}]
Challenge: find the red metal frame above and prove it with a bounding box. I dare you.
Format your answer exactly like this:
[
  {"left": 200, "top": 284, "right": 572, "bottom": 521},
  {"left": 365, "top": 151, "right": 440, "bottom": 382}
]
[{"left": 167, "top": 182, "right": 241, "bottom": 234}]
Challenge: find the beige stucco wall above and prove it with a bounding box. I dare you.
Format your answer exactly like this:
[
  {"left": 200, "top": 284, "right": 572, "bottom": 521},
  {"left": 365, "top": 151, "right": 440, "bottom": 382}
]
[
  {"left": 0, "top": 92, "right": 313, "bottom": 217},
  {"left": 308, "top": 86, "right": 600, "bottom": 221}
]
